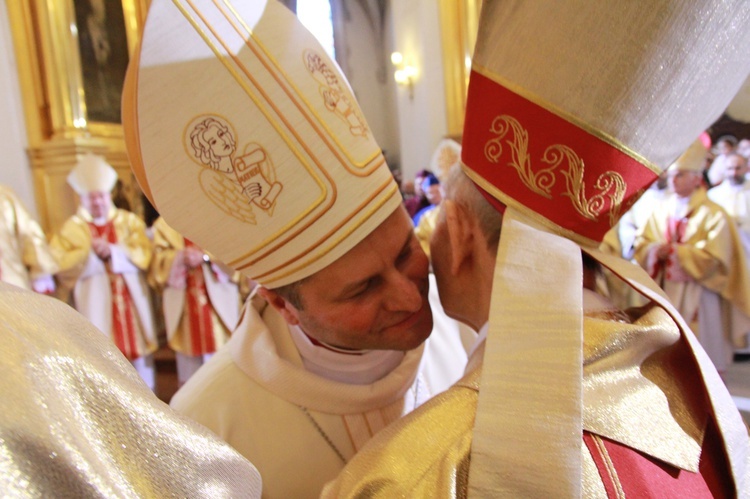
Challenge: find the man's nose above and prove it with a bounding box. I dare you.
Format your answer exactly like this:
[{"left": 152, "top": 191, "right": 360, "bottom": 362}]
[{"left": 384, "top": 272, "right": 423, "bottom": 312}]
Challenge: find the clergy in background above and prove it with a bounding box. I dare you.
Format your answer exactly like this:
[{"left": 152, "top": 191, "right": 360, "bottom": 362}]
[
  {"left": 149, "top": 216, "right": 243, "bottom": 386},
  {"left": 51, "top": 154, "right": 157, "bottom": 389},
  {"left": 0, "top": 183, "right": 57, "bottom": 293},
  {"left": 636, "top": 142, "right": 750, "bottom": 373}
]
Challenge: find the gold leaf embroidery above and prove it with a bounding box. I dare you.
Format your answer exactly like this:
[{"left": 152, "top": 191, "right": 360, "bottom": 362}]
[
  {"left": 485, "top": 115, "right": 627, "bottom": 225},
  {"left": 304, "top": 50, "right": 369, "bottom": 138},
  {"left": 546, "top": 145, "right": 626, "bottom": 225},
  {"left": 485, "top": 115, "right": 555, "bottom": 198}
]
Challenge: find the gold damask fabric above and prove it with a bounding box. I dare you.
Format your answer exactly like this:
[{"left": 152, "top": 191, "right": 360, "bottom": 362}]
[
  {"left": 149, "top": 217, "right": 235, "bottom": 355},
  {"left": 322, "top": 303, "right": 720, "bottom": 498},
  {"left": 635, "top": 188, "right": 750, "bottom": 319},
  {"left": 322, "top": 367, "right": 478, "bottom": 498},
  {"left": 0, "top": 282, "right": 261, "bottom": 497},
  {"left": 52, "top": 206, "right": 152, "bottom": 293},
  {"left": 0, "top": 185, "right": 58, "bottom": 289}
]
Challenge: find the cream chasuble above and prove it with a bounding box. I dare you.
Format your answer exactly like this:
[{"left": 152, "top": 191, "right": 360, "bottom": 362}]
[
  {"left": 709, "top": 181, "right": 750, "bottom": 255},
  {"left": 171, "top": 289, "right": 467, "bottom": 499}
]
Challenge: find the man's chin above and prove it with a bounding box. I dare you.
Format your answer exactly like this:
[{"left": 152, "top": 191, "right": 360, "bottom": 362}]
[{"left": 398, "top": 314, "right": 434, "bottom": 351}]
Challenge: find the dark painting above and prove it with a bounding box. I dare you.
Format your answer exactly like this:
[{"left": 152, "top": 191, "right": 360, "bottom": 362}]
[{"left": 73, "top": 0, "right": 130, "bottom": 124}]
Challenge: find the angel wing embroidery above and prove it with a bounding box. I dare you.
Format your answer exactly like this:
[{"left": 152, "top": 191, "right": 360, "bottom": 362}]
[{"left": 199, "top": 169, "right": 257, "bottom": 224}]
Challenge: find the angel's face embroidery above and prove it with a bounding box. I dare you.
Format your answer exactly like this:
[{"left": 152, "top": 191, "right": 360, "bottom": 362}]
[
  {"left": 190, "top": 117, "right": 237, "bottom": 173},
  {"left": 186, "top": 115, "right": 283, "bottom": 225}
]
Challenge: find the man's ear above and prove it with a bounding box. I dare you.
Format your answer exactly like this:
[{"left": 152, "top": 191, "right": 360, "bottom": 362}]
[
  {"left": 443, "top": 200, "right": 474, "bottom": 276},
  {"left": 256, "top": 287, "right": 301, "bottom": 326}
]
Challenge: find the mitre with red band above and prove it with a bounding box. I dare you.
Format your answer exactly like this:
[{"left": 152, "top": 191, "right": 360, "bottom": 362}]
[
  {"left": 462, "top": 2, "right": 750, "bottom": 245},
  {"left": 123, "top": 0, "right": 400, "bottom": 288},
  {"left": 463, "top": 1, "right": 750, "bottom": 496}
]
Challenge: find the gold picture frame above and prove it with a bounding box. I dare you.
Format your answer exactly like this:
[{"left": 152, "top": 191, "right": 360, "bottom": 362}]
[
  {"left": 32, "top": 0, "right": 147, "bottom": 139},
  {"left": 438, "top": 0, "right": 481, "bottom": 139},
  {"left": 7, "top": 0, "right": 149, "bottom": 232}
]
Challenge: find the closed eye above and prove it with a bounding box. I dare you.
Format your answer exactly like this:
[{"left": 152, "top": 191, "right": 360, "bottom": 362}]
[
  {"left": 395, "top": 239, "right": 415, "bottom": 267},
  {"left": 347, "top": 277, "right": 382, "bottom": 300}
]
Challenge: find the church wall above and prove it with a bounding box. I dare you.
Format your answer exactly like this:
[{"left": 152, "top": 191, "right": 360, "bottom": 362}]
[
  {"left": 390, "top": 0, "right": 448, "bottom": 182},
  {"left": 335, "top": 1, "right": 401, "bottom": 172},
  {"left": 0, "top": 1, "right": 38, "bottom": 216}
]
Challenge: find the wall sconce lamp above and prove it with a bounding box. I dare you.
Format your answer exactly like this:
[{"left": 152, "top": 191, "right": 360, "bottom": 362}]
[{"left": 391, "top": 52, "right": 417, "bottom": 99}]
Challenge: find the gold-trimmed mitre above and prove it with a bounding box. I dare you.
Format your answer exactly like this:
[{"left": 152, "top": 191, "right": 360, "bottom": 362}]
[
  {"left": 123, "top": 0, "right": 400, "bottom": 288},
  {"left": 669, "top": 139, "right": 709, "bottom": 174},
  {"left": 462, "top": 1, "right": 750, "bottom": 245},
  {"left": 430, "top": 138, "right": 461, "bottom": 182},
  {"left": 462, "top": 1, "right": 750, "bottom": 496},
  {"left": 67, "top": 153, "right": 118, "bottom": 195}
]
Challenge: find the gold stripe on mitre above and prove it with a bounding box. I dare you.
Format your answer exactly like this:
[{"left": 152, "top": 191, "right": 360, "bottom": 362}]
[{"left": 126, "top": 0, "right": 400, "bottom": 288}]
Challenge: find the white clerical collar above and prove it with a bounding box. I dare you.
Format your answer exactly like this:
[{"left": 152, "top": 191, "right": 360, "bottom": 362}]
[
  {"left": 467, "top": 322, "right": 489, "bottom": 360},
  {"left": 288, "top": 325, "right": 405, "bottom": 385},
  {"left": 673, "top": 195, "right": 691, "bottom": 218}
]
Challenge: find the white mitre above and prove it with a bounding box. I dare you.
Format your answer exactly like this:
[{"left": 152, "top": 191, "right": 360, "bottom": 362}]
[
  {"left": 123, "top": 0, "right": 400, "bottom": 288},
  {"left": 429, "top": 138, "right": 461, "bottom": 182},
  {"left": 67, "top": 153, "right": 118, "bottom": 195}
]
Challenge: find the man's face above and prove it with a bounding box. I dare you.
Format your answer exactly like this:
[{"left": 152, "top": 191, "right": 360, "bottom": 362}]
[
  {"left": 668, "top": 170, "right": 702, "bottom": 198},
  {"left": 81, "top": 191, "right": 111, "bottom": 219},
  {"left": 424, "top": 184, "right": 442, "bottom": 205},
  {"left": 414, "top": 175, "right": 427, "bottom": 197},
  {"left": 280, "top": 207, "right": 433, "bottom": 351},
  {"left": 725, "top": 155, "right": 748, "bottom": 185},
  {"left": 718, "top": 140, "right": 735, "bottom": 156}
]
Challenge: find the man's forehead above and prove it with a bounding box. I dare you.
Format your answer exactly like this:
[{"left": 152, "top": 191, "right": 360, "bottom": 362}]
[
  {"left": 303, "top": 210, "right": 413, "bottom": 286},
  {"left": 727, "top": 157, "right": 747, "bottom": 167}
]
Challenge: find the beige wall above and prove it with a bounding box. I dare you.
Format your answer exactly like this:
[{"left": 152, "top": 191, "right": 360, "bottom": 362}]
[
  {"left": 336, "top": 0, "right": 450, "bottom": 183},
  {"left": 390, "top": 0, "right": 448, "bottom": 182},
  {"left": 336, "top": 1, "right": 401, "bottom": 171},
  {"left": 0, "top": 0, "right": 38, "bottom": 215}
]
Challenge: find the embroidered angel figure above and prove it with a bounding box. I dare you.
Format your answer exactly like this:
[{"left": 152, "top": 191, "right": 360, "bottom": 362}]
[
  {"left": 189, "top": 116, "right": 282, "bottom": 224},
  {"left": 303, "top": 50, "right": 368, "bottom": 137}
]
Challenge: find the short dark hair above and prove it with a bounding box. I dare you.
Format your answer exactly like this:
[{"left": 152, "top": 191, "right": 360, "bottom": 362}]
[{"left": 272, "top": 279, "right": 305, "bottom": 310}]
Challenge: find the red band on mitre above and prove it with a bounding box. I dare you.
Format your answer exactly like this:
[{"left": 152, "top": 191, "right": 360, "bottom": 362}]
[{"left": 462, "top": 70, "right": 658, "bottom": 243}]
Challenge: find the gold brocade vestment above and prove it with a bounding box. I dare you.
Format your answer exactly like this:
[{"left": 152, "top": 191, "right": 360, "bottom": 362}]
[
  {"left": 323, "top": 299, "right": 736, "bottom": 497},
  {"left": 149, "top": 217, "right": 237, "bottom": 356},
  {"left": 0, "top": 185, "right": 57, "bottom": 289}
]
